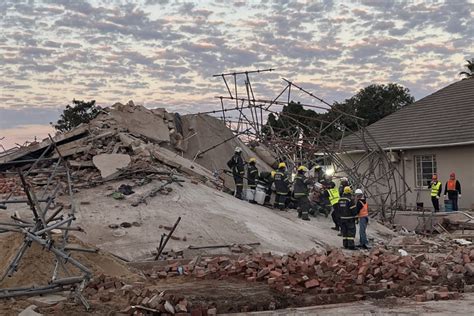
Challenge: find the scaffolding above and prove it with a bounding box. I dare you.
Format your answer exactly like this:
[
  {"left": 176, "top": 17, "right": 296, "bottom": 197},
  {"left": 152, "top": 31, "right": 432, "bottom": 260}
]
[{"left": 200, "top": 69, "right": 411, "bottom": 221}]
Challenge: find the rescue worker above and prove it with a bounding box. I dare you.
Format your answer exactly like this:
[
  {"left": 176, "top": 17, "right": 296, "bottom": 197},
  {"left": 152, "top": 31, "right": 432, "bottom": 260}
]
[
  {"left": 324, "top": 179, "right": 341, "bottom": 232},
  {"left": 273, "top": 162, "right": 290, "bottom": 210},
  {"left": 355, "top": 189, "right": 370, "bottom": 249},
  {"left": 293, "top": 166, "right": 312, "bottom": 221},
  {"left": 313, "top": 164, "right": 324, "bottom": 183},
  {"left": 247, "top": 158, "right": 258, "bottom": 190},
  {"left": 428, "top": 174, "right": 442, "bottom": 212},
  {"left": 339, "top": 186, "right": 358, "bottom": 250},
  {"left": 339, "top": 177, "right": 350, "bottom": 195},
  {"left": 444, "top": 172, "right": 461, "bottom": 211},
  {"left": 227, "top": 147, "right": 245, "bottom": 199}
]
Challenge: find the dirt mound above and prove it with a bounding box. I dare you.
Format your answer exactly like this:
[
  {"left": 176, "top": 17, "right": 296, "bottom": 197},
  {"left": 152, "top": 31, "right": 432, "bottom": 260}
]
[{"left": 0, "top": 233, "right": 139, "bottom": 289}]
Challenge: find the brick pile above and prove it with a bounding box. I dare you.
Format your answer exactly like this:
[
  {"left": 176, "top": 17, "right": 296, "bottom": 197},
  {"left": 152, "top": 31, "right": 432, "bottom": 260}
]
[
  {"left": 0, "top": 175, "right": 24, "bottom": 196},
  {"left": 83, "top": 274, "right": 216, "bottom": 315},
  {"left": 144, "top": 246, "right": 474, "bottom": 301}
]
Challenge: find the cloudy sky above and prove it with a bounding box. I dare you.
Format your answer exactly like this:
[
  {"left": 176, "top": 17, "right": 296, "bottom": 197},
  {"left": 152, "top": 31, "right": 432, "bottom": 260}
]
[{"left": 0, "top": 0, "right": 472, "bottom": 149}]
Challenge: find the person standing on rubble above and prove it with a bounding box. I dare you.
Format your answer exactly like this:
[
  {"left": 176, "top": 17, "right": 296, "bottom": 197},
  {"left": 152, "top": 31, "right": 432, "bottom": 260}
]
[
  {"left": 339, "top": 186, "right": 358, "bottom": 250},
  {"left": 273, "top": 162, "right": 290, "bottom": 210},
  {"left": 355, "top": 189, "right": 370, "bottom": 249},
  {"left": 339, "top": 177, "right": 350, "bottom": 195},
  {"left": 227, "top": 147, "right": 245, "bottom": 199},
  {"left": 293, "top": 166, "right": 312, "bottom": 221},
  {"left": 247, "top": 157, "right": 258, "bottom": 202},
  {"left": 323, "top": 179, "right": 341, "bottom": 233},
  {"left": 444, "top": 172, "right": 461, "bottom": 211},
  {"left": 428, "top": 174, "right": 442, "bottom": 212}
]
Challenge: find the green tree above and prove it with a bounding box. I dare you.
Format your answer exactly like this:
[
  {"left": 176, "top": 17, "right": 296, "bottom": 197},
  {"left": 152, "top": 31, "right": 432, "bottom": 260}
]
[
  {"left": 459, "top": 58, "right": 474, "bottom": 79},
  {"left": 53, "top": 99, "right": 100, "bottom": 132}
]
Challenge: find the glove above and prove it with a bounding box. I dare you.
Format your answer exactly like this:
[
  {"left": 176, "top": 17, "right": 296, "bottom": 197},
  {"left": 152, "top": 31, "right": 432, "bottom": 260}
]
[
  {"left": 436, "top": 196, "right": 440, "bottom": 200},
  {"left": 443, "top": 195, "right": 447, "bottom": 200},
  {"left": 459, "top": 195, "right": 462, "bottom": 199}
]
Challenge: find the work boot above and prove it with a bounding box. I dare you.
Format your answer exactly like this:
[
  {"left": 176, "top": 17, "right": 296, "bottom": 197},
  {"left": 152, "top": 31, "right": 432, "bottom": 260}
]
[
  {"left": 301, "top": 212, "right": 310, "bottom": 221},
  {"left": 362, "top": 244, "right": 371, "bottom": 250}
]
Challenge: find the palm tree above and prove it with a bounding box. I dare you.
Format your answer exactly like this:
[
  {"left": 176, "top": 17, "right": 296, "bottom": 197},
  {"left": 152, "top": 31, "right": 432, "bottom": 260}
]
[{"left": 459, "top": 58, "right": 474, "bottom": 79}]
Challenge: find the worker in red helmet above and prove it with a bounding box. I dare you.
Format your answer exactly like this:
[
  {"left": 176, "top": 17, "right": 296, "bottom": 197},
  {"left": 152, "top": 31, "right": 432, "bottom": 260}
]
[
  {"left": 428, "top": 174, "right": 442, "bottom": 212},
  {"left": 444, "top": 172, "right": 461, "bottom": 211}
]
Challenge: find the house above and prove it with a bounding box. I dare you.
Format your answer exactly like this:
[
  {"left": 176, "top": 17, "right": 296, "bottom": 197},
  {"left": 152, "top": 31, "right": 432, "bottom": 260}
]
[{"left": 339, "top": 78, "right": 474, "bottom": 211}]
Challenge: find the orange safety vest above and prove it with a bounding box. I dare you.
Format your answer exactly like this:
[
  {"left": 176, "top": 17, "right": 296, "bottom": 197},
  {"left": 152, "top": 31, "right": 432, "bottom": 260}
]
[
  {"left": 358, "top": 201, "right": 368, "bottom": 218},
  {"left": 447, "top": 179, "right": 456, "bottom": 191}
]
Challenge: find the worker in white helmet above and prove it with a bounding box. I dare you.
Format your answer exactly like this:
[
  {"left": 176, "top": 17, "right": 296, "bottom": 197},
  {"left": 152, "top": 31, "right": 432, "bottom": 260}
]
[{"left": 355, "top": 188, "right": 370, "bottom": 249}]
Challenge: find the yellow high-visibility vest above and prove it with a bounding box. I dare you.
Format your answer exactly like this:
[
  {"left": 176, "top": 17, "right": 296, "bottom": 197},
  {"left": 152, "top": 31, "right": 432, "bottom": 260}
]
[
  {"left": 431, "top": 182, "right": 442, "bottom": 197},
  {"left": 328, "top": 188, "right": 340, "bottom": 205}
]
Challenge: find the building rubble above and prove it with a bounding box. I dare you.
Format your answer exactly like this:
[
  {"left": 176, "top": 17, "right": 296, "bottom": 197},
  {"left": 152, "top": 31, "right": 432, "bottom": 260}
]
[{"left": 0, "top": 101, "right": 474, "bottom": 314}]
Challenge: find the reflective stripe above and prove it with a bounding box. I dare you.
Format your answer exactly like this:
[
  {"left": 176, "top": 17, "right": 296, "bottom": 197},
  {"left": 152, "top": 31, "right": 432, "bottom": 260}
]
[
  {"left": 294, "top": 193, "right": 307, "bottom": 197},
  {"left": 447, "top": 179, "right": 456, "bottom": 191},
  {"left": 276, "top": 192, "right": 288, "bottom": 195},
  {"left": 340, "top": 216, "right": 357, "bottom": 219},
  {"left": 431, "top": 182, "right": 442, "bottom": 196},
  {"left": 343, "top": 237, "right": 355, "bottom": 240},
  {"left": 236, "top": 184, "right": 243, "bottom": 187}
]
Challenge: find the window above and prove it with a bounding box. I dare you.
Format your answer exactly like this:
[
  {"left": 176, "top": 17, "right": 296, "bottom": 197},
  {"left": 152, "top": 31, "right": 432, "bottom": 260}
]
[{"left": 415, "top": 155, "right": 437, "bottom": 188}]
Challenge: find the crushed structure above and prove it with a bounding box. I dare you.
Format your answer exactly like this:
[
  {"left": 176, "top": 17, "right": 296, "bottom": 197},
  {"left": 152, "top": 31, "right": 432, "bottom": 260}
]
[{"left": 0, "top": 75, "right": 474, "bottom": 314}]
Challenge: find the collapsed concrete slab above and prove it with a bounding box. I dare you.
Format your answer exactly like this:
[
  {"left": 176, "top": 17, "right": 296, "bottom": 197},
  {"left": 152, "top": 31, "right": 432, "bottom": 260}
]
[
  {"left": 109, "top": 102, "right": 170, "bottom": 144},
  {"left": 92, "top": 154, "right": 131, "bottom": 180}
]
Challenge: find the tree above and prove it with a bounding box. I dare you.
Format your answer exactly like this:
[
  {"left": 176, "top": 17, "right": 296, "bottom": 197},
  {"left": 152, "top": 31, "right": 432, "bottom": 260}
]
[
  {"left": 459, "top": 58, "right": 474, "bottom": 79},
  {"left": 264, "top": 83, "right": 414, "bottom": 140},
  {"left": 53, "top": 99, "right": 101, "bottom": 132}
]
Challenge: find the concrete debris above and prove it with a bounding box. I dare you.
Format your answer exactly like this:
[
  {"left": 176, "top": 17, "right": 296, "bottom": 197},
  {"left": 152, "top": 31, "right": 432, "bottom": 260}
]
[
  {"left": 93, "top": 154, "right": 131, "bottom": 180},
  {"left": 18, "top": 305, "right": 42, "bottom": 316}
]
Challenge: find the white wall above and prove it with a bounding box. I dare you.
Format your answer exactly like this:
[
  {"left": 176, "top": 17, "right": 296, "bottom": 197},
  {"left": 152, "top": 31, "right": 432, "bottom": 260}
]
[{"left": 339, "top": 145, "right": 474, "bottom": 211}]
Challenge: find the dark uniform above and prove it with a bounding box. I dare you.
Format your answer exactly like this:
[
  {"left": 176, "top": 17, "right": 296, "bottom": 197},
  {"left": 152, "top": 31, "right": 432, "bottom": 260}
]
[
  {"left": 338, "top": 193, "right": 358, "bottom": 249},
  {"left": 258, "top": 171, "right": 274, "bottom": 205},
  {"left": 293, "top": 172, "right": 312, "bottom": 220},
  {"left": 227, "top": 152, "right": 245, "bottom": 199},
  {"left": 273, "top": 168, "right": 289, "bottom": 210},
  {"left": 247, "top": 163, "right": 258, "bottom": 189}
]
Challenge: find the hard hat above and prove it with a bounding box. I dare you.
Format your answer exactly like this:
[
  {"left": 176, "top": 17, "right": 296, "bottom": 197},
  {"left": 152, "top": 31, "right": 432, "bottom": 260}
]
[
  {"left": 297, "top": 165, "right": 308, "bottom": 172},
  {"left": 343, "top": 186, "right": 352, "bottom": 194},
  {"left": 355, "top": 189, "right": 363, "bottom": 195},
  {"left": 278, "top": 162, "right": 286, "bottom": 169},
  {"left": 248, "top": 157, "right": 256, "bottom": 163},
  {"left": 234, "top": 146, "right": 242, "bottom": 153},
  {"left": 314, "top": 164, "right": 321, "bottom": 170},
  {"left": 341, "top": 177, "right": 348, "bottom": 182}
]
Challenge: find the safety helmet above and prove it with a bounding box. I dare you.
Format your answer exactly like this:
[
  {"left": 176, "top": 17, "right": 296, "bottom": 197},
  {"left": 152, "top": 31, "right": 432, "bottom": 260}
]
[
  {"left": 341, "top": 177, "right": 348, "bottom": 182},
  {"left": 278, "top": 162, "right": 286, "bottom": 169},
  {"left": 343, "top": 186, "right": 352, "bottom": 194},
  {"left": 355, "top": 189, "right": 363, "bottom": 195},
  {"left": 297, "top": 166, "right": 308, "bottom": 172},
  {"left": 314, "top": 164, "right": 321, "bottom": 170},
  {"left": 248, "top": 157, "right": 256, "bottom": 163},
  {"left": 234, "top": 146, "right": 242, "bottom": 153}
]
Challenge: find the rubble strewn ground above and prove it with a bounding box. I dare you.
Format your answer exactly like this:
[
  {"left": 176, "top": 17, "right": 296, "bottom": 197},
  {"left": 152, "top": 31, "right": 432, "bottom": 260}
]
[{"left": 1, "top": 102, "right": 474, "bottom": 314}]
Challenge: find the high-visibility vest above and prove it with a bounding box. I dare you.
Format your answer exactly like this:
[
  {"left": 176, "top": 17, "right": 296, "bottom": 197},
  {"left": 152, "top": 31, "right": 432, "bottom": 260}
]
[
  {"left": 328, "top": 188, "right": 340, "bottom": 205},
  {"left": 431, "top": 182, "right": 442, "bottom": 197},
  {"left": 358, "top": 201, "right": 368, "bottom": 217},
  {"left": 447, "top": 179, "right": 456, "bottom": 191}
]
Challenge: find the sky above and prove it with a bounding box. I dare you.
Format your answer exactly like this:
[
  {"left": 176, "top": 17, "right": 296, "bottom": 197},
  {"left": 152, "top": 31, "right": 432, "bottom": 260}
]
[{"left": 0, "top": 0, "right": 473, "bottom": 149}]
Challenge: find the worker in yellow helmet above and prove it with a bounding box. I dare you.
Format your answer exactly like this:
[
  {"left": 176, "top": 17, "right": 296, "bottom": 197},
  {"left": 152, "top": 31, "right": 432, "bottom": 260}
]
[
  {"left": 273, "top": 162, "right": 289, "bottom": 210},
  {"left": 338, "top": 186, "right": 358, "bottom": 250},
  {"left": 293, "top": 166, "right": 312, "bottom": 220}
]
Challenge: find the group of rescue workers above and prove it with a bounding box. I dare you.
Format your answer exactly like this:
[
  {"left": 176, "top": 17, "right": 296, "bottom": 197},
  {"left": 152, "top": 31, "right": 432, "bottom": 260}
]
[{"left": 227, "top": 147, "right": 370, "bottom": 250}]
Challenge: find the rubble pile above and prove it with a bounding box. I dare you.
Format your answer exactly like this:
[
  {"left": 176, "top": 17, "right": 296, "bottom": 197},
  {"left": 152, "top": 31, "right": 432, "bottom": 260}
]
[
  {"left": 0, "top": 175, "right": 24, "bottom": 195},
  {"left": 82, "top": 275, "right": 214, "bottom": 315},
  {"left": 141, "top": 245, "right": 474, "bottom": 300}
]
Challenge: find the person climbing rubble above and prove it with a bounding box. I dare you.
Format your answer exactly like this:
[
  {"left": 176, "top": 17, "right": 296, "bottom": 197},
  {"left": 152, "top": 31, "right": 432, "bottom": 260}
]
[
  {"left": 355, "top": 188, "right": 370, "bottom": 249},
  {"left": 444, "top": 172, "right": 461, "bottom": 211},
  {"left": 227, "top": 147, "right": 245, "bottom": 199},
  {"left": 273, "top": 162, "right": 290, "bottom": 210},
  {"left": 339, "top": 186, "right": 358, "bottom": 250},
  {"left": 293, "top": 166, "right": 313, "bottom": 221},
  {"left": 247, "top": 157, "right": 258, "bottom": 188}
]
